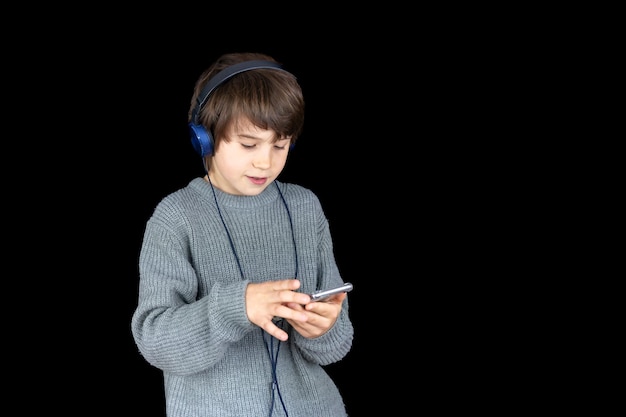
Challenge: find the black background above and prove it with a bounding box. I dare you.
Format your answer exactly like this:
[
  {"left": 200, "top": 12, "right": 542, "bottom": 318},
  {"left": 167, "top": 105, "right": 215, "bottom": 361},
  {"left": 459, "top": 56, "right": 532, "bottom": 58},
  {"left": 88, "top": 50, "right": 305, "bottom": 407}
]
[
  {"left": 51, "top": 42, "right": 418, "bottom": 415},
  {"left": 10, "top": 16, "right": 506, "bottom": 415}
]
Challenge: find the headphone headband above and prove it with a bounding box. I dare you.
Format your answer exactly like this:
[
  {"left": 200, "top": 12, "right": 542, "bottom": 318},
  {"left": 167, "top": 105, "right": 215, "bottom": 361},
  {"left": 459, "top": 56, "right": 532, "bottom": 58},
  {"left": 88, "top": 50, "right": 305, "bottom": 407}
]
[{"left": 190, "top": 60, "right": 284, "bottom": 125}]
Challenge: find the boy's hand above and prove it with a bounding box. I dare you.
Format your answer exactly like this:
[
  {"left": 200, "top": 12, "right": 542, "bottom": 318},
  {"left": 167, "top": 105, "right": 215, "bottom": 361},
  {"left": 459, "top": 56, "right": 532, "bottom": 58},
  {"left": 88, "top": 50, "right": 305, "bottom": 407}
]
[{"left": 245, "top": 279, "right": 311, "bottom": 341}]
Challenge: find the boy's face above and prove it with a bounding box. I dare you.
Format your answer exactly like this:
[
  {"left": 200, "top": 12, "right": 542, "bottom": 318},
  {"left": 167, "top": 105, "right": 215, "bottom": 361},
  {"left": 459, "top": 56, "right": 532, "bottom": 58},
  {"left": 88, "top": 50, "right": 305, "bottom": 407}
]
[{"left": 208, "top": 118, "right": 291, "bottom": 196}]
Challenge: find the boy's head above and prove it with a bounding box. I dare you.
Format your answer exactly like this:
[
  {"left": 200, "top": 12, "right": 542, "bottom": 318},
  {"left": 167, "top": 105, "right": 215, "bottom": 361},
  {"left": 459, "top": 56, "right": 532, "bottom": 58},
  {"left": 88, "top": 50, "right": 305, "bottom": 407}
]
[{"left": 188, "top": 52, "right": 305, "bottom": 158}]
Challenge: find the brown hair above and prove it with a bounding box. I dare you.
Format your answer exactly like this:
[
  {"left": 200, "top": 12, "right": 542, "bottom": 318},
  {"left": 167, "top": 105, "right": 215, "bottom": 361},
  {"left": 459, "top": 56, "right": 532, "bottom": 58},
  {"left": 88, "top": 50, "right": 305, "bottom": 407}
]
[{"left": 188, "top": 52, "right": 305, "bottom": 149}]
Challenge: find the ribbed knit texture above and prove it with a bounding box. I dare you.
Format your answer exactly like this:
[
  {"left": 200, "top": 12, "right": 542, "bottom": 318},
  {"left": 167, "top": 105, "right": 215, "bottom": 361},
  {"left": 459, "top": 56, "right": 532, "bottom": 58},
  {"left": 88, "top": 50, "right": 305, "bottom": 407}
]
[{"left": 131, "top": 178, "right": 353, "bottom": 416}]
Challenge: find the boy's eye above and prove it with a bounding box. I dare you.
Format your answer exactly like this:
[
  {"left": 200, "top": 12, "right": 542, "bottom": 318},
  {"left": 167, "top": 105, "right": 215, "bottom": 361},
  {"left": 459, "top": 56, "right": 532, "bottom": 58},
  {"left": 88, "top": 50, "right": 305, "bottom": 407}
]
[{"left": 239, "top": 142, "right": 289, "bottom": 150}]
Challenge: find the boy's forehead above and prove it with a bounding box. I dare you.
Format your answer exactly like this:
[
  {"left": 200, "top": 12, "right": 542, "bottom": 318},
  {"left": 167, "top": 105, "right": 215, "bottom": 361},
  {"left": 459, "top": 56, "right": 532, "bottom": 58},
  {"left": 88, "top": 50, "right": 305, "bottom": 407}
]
[
  {"left": 225, "top": 119, "right": 276, "bottom": 140},
  {"left": 224, "top": 117, "right": 290, "bottom": 142}
]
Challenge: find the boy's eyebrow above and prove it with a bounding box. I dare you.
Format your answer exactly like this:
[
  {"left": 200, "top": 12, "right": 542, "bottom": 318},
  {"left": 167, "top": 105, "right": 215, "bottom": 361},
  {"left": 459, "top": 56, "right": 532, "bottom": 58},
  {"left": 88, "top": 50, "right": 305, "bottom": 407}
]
[
  {"left": 235, "top": 133, "right": 289, "bottom": 142},
  {"left": 236, "top": 133, "right": 262, "bottom": 140}
]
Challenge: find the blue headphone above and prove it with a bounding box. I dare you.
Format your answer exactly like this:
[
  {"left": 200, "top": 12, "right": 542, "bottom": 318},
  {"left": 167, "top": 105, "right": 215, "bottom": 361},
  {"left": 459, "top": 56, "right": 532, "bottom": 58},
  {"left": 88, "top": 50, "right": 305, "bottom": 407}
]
[{"left": 189, "top": 60, "right": 294, "bottom": 157}]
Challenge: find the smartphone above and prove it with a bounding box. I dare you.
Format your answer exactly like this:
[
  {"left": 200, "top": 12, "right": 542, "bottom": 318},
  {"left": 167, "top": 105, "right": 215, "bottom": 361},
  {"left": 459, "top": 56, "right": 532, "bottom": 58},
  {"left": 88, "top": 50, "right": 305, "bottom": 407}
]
[{"left": 309, "top": 282, "right": 353, "bottom": 302}]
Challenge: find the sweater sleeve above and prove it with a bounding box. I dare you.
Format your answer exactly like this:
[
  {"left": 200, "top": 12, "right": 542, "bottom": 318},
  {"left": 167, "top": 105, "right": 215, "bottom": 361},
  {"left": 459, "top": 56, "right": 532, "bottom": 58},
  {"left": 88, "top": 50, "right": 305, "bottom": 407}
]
[
  {"left": 130, "top": 210, "right": 256, "bottom": 376},
  {"left": 291, "top": 198, "right": 354, "bottom": 365}
]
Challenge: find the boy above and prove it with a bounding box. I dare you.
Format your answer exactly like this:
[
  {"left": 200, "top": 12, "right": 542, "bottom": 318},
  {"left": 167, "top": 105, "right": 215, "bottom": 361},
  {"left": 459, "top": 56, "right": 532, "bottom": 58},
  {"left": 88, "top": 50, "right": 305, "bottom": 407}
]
[{"left": 131, "top": 52, "right": 354, "bottom": 416}]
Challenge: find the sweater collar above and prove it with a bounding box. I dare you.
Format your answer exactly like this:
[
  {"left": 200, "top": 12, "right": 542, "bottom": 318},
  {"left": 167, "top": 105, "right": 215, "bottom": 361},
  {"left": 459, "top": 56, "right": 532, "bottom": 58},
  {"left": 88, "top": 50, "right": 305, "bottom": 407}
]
[{"left": 189, "top": 177, "right": 281, "bottom": 209}]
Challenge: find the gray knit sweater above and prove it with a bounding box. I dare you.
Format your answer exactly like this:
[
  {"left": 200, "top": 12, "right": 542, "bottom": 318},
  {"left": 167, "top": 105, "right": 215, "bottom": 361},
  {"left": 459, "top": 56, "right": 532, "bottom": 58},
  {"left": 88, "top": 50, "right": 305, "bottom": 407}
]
[{"left": 131, "top": 178, "right": 354, "bottom": 416}]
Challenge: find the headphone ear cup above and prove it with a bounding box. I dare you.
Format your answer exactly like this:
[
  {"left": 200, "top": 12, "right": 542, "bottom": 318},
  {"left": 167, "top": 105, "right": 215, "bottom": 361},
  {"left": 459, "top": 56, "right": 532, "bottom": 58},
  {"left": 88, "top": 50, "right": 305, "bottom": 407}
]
[{"left": 189, "top": 123, "right": 213, "bottom": 157}]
